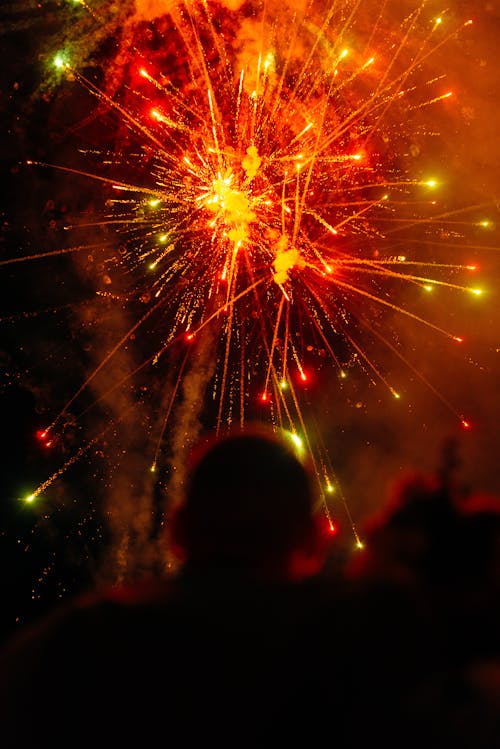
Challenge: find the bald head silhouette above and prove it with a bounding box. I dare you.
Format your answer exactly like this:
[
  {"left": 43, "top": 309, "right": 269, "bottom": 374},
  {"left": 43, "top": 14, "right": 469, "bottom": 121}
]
[{"left": 170, "top": 427, "right": 325, "bottom": 579}]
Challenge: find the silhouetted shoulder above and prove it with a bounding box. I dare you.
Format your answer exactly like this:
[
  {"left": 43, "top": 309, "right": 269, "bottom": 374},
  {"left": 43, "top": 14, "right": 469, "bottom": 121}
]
[{"left": 0, "top": 575, "right": 342, "bottom": 747}]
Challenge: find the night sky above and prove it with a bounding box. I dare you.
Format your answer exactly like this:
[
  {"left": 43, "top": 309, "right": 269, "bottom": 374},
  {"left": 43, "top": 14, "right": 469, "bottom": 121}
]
[{"left": 1, "top": 0, "right": 499, "bottom": 640}]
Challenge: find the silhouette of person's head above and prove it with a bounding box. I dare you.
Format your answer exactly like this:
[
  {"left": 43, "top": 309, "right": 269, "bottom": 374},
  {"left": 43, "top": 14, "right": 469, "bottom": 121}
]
[
  {"left": 347, "top": 470, "right": 500, "bottom": 589},
  {"left": 170, "top": 426, "right": 326, "bottom": 580}
]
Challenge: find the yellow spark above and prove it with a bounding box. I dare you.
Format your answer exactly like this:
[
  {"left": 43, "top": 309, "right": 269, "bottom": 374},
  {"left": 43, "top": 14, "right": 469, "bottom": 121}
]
[
  {"left": 241, "top": 145, "right": 261, "bottom": 180},
  {"left": 149, "top": 199, "right": 160, "bottom": 207},
  {"left": 281, "top": 429, "right": 304, "bottom": 454},
  {"left": 290, "top": 433, "right": 303, "bottom": 450},
  {"left": 151, "top": 100, "right": 186, "bottom": 127},
  {"left": 424, "top": 284, "right": 434, "bottom": 292},
  {"left": 326, "top": 483, "right": 335, "bottom": 494},
  {"left": 273, "top": 246, "right": 303, "bottom": 285},
  {"left": 470, "top": 288, "right": 482, "bottom": 296},
  {"left": 296, "top": 122, "right": 313, "bottom": 139},
  {"left": 54, "top": 53, "right": 67, "bottom": 69},
  {"left": 263, "top": 52, "right": 274, "bottom": 71},
  {"left": 424, "top": 179, "right": 437, "bottom": 188}
]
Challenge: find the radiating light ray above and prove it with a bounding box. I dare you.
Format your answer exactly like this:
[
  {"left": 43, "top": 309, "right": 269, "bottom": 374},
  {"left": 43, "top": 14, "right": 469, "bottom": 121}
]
[
  {"left": 43, "top": 299, "right": 167, "bottom": 436},
  {"left": 21, "top": 435, "right": 101, "bottom": 503},
  {"left": 0, "top": 243, "right": 114, "bottom": 267},
  {"left": 366, "top": 323, "right": 472, "bottom": 428}
]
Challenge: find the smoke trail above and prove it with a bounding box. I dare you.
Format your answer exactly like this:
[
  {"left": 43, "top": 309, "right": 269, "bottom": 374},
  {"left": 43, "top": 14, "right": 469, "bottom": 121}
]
[
  {"left": 159, "top": 324, "right": 218, "bottom": 571},
  {"left": 69, "top": 243, "right": 163, "bottom": 582},
  {"left": 162, "top": 328, "right": 218, "bottom": 492}
]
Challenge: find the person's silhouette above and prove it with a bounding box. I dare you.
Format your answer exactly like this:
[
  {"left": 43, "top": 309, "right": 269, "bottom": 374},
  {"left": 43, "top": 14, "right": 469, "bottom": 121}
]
[
  {"left": 0, "top": 426, "right": 330, "bottom": 748},
  {"left": 169, "top": 426, "right": 328, "bottom": 581}
]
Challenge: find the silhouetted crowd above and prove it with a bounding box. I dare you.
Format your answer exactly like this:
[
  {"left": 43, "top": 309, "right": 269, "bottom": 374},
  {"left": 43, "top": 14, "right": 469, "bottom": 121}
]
[{"left": 1, "top": 428, "right": 498, "bottom": 748}]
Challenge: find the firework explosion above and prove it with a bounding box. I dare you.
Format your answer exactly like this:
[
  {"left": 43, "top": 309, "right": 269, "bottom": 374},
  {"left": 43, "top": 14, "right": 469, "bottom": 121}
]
[{"left": 2, "top": 0, "right": 494, "bottom": 586}]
